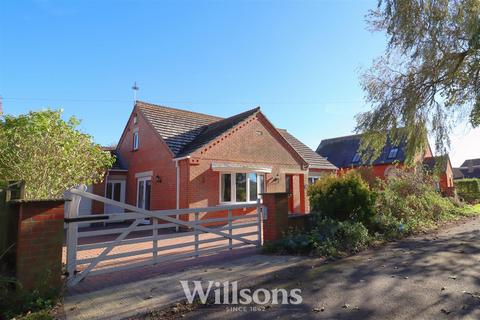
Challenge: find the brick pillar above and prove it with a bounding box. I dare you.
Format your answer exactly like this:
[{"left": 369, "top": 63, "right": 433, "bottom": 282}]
[
  {"left": 14, "top": 200, "right": 65, "bottom": 292},
  {"left": 262, "top": 192, "right": 289, "bottom": 244}
]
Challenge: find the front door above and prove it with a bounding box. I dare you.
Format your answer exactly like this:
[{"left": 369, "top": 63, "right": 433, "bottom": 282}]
[
  {"left": 104, "top": 180, "right": 125, "bottom": 214},
  {"left": 285, "top": 174, "right": 294, "bottom": 213}
]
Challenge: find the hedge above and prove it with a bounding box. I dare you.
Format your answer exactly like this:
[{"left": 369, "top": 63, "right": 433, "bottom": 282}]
[{"left": 456, "top": 179, "right": 480, "bottom": 203}]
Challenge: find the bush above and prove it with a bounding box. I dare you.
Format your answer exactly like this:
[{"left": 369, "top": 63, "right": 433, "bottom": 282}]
[
  {"left": 374, "top": 169, "right": 464, "bottom": 233},
  {"left": 456, "top": 179, "right": 480, "bottom": 203},
  {"left": 308, "top": 171, "right": 376, "bottom": 226},
  {"left": 0, "top": 110, "right": 114, "bottom": 199},
  {"left": 270, "top": 168, "right": 478, "bottom": 258},
  {"left": 265, "top": 218, "right": 371, "bottom": 257}
]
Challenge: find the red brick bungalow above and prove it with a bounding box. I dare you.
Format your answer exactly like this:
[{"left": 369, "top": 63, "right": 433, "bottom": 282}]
[
  {"left": 88, "top": 101, "right": 336, "bottom": 220},
  {"left": 316, "top": 133, "right": 454, "bottom": 194}
]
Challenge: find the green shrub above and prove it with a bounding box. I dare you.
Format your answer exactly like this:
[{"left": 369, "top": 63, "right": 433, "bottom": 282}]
[
  {"left": 264, "top": 219, "right": 371, "bottom": 257},
  {"left": 18, "top": 310, "right": 53, "bottom": 320},
  {"left": 0, "top": 266, "right": 58, "bottom": 320},
  {"left": 456, "top": 179, "right": 480, "bottom": 203},
  {"left": 308, "top": 171, "right": 376, "bottom": 226},
  {"left": 374, "top": 169, "right": 464, "bottom": 233}
]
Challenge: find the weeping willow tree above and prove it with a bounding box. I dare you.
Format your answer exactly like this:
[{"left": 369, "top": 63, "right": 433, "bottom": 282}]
[{"left": 357, "top": 0, "right": 480, "bottom": 164}]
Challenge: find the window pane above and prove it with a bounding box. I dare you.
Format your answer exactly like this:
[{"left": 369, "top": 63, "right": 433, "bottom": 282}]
[
  {"left": 236, "top": 173, "right": 247, "bottom": 202},
  {"left": 388, "top": 148, "right": 398, "bottom": 159},
  {"left": 106, "top": 182, "right": 113, "bottom": 199},
  {"left": 249, "top": 173, "right": 257, "bottom": 201},
  {"left": 221, "top": 174, "right": 231, "bottom": 202},
  {"left": 133, "top": 132, "right": 139, "bottom": 150},
  {"left": 145, "top": 180, "right": 151, "bottom": 210},
  {"left": 113, "top": 183, "right": 121, "bottom": 201},
  {"left": 137, "top": 180, "right": 144, "bottom": 208}
]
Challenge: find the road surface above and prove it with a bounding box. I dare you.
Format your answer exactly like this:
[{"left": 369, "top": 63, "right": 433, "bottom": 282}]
[{"left": 180, "top": 217, "right": 480, "bottom": 319}]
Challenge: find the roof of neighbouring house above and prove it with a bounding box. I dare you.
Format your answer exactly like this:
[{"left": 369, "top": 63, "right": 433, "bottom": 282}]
[
  {"left": 102, "top": 147, "right": 128, "bottom": 171},
  {"left": 135, "top": 101, "right": 273, "bottom": 158},
  {"left": 453, "top": 167, "right": 465, "bottom": 179},
  {"left": 277, "top": 129, "right": 337, "bottom": 170},
  {"left": 460, "top": 158, "right": 480, "bottom": 168},
  {"left": 454, "top": 167, "right": 480, "bottom": 179},
  {"left": 316, "top": 133, "right": 407, "bottom": 168},
  {"left": 422, "top": 155, "right": 450, "bottom": 173}
]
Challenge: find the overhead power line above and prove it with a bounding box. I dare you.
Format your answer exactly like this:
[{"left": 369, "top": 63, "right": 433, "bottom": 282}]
[{"left": 2, "top": 96, "right": 364, "bottom": 105}]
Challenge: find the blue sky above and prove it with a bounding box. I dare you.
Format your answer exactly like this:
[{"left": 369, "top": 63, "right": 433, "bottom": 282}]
[{"left": 1, "top": 0, "right": 478, "bottom": 166}]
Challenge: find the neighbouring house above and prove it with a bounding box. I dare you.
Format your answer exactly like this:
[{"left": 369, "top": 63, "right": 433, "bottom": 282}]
[
  {"left": 453, "top": 158, "right": 480, "bottom": 180},
  {"left": 315, "top": 133, "right": 455, "bottom": 194},
  {"left": 84, "top": 101, "right": 336, "bottom": 220},
  {"left": 422, "top": 155, "right": 455, "bottom": 195}
]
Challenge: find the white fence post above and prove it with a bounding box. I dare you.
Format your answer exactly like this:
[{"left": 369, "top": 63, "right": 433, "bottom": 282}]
[
  {"left": 194, "top": 212, "right": 199, "bottom": 258},
  {"left": 66, "top": 186, "right": 82, "bottom": 280},
  {"left": 256, "top": 199, "right": 262, "bottom": 247},
  {"left": 228, "top": 210, "right": 233, "bottom": 250}
]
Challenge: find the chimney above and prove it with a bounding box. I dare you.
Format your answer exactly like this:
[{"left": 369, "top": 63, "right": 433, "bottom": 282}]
[{"left": 467, "top": 160, "right": 474, "bottom": 173}]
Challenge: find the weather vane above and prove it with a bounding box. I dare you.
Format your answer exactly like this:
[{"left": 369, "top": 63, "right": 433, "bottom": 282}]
[{"left": 132, "top": 81, "right": 139, "bottom": 102}]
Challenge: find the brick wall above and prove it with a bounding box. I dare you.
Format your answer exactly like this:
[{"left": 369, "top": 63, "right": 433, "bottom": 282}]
[{"left": 14, "top": 200, "right": 64, "bottom": 292}]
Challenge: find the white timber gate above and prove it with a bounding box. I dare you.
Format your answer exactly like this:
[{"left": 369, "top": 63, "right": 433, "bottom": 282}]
[{"left": 64, "top": 186, "right": 265, "bottom": 287}]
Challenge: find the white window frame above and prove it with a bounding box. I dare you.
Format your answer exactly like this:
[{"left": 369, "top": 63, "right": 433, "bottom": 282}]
[
  {"left": 136, "top": 176, "right": 151, "bottom": 209},
  {"left": 133, "top": 131, "right": 139, "bottom": 150},
  {"left": 219, "top": 172, "right": 264, "bottom": 204}
]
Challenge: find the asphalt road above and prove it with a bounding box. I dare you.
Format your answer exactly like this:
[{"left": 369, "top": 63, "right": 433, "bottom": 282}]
[{"left": 180, "top": 217, "right": 480, "bottom": 320}]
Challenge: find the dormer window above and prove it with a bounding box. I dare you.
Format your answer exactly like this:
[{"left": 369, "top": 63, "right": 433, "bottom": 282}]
[
  {"left": 133, "top": 131, "right": 139, "bottom": 150},
  {"left": 388, "top": 147, "right": 398, "bottom": 159},
  {"left": 352, "top": 153, "right": 361, "bottom": 163}
]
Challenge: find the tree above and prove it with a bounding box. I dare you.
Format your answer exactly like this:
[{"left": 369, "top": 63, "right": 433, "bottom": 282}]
[
  {"left": 0, "top": 110, "right": 114, "bottom": 199},
  {"left": 357, "top": 0, "right": 480, "bottom": 164}
]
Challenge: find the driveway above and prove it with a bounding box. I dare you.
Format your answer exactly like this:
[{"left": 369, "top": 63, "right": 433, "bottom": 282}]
[{"left": 179, "top": 217, "right": 480, "bottom": 320}]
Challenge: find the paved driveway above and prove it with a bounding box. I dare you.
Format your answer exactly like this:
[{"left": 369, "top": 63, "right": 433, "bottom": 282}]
[{"left": 181, "top": 217, "right": 480, "bottom": 320}]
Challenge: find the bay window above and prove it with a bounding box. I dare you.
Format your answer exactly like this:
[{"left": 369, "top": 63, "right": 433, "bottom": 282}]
[{"left": 220, "top": 172, "right": 265, "bottom": 203}]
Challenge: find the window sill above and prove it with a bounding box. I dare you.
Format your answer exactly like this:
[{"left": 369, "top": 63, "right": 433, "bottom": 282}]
[{"left": 218, "top": 201, "right": 258, "bottom": 206}]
